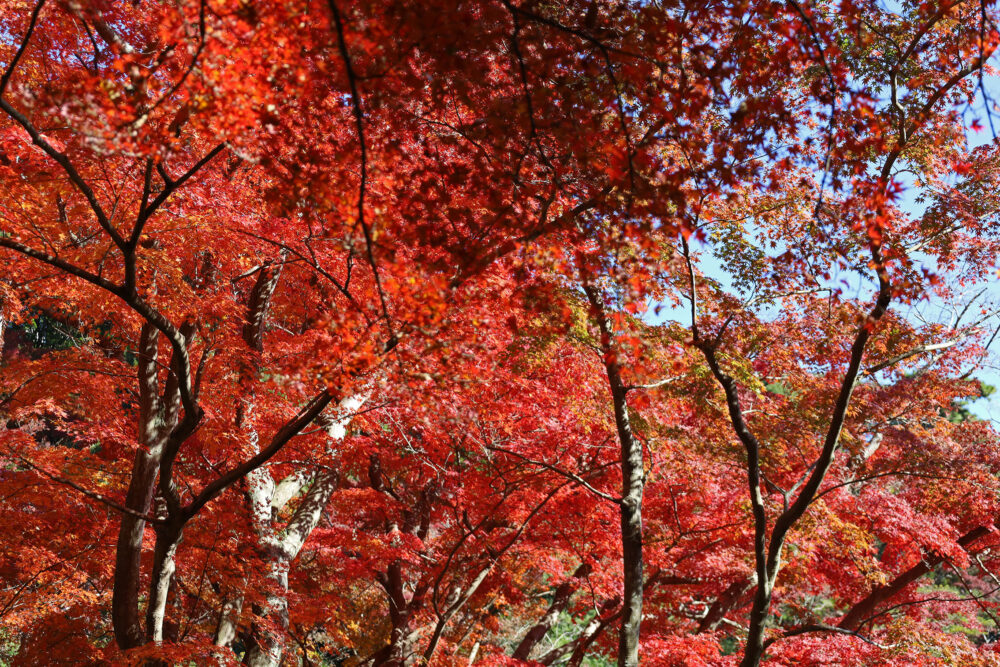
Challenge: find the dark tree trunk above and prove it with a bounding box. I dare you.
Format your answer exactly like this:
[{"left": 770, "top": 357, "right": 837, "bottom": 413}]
[{"left": 584, "top": 284, "right": 645, "bottom": 667}]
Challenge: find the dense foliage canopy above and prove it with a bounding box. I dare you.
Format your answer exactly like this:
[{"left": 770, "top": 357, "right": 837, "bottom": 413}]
[{"left": 2, "top": 0, "right": 1000, "bottom": 665}]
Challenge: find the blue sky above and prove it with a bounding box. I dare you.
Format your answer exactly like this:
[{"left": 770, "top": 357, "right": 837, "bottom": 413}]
[{"left": 647, "top": 77, "right": 1000, "bottom": 424}]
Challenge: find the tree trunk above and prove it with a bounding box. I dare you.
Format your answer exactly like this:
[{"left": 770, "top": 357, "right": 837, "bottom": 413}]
[
  {"left": 617, "top": 459, "right": 643, "bottom": 667},
  {"left": 146, "top": 519, "right": 184, "bottom": 642},
  {"left": 584, "top": 284, "right": 644, "bottom": 667},
  {"left": 372, "top": 562, "right": 418, "bottom": 667},
  {"left": 740, "top": 579, "right": 772, "bottom": 667},
  {"left": 243, "top": 458, "right": 351, "bottom": 667},
  {"left": 213, "top": 590, "right": 244, "bottom": 647},
  {"left": 423, "top": 566, "right": 492, "bottom": 664},
  {"left": 112, "top": 442, "right": 164, "bottom": 648},
  {"left": 684, "top": 242, "right": 892, "bottom": 667},
  {"left": 113, "top": 324, "right": 165, "bottom": 649},
  {"left": 244, "top": 557, "right": 291, "bottom": 667}
]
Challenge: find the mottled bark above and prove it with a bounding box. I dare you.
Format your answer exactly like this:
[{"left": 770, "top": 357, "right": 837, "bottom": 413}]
[
  {"left": 145, "top": 259, "right": 321, "bottom": 652},
  {"left": 213, "top": 591, "right": 244, "bottom": 647},
  {"left": 243, "top": 559, "right": 290, "bottom": 667},
  {"left": 213, "top": 265, "right": 280, "bottom": 648},
  {"left": 113, "top": 324, "right": 169, "bottom": 649},
  {"left": 147, "top": 519, "right": 184, "bottom": 641},
  {"left": 242, "top": 470, "right": 340, "bottom": 666},
  {"left": 271, "top": 469, "right": 311, "bottom": 516},
  {"left": 242, "top": 262, "right": 283, "bottom": 352},
  {"left": 242, "top": 394, "right": 366, "bottom": 667},
  {"left": 127, "top": 323, "right": 196, "bottom": 649},
  {"left": 212, "top": 423, "right": 263, "bottom": 648}
]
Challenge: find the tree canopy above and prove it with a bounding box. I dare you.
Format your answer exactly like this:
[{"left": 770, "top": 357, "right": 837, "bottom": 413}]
[{"left": 2, "top": 0, "right": 1000, "bottom": 665}]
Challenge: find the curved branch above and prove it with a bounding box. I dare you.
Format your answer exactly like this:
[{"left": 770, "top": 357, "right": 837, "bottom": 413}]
[
  {"left": 762, "top": 623, "right": 894, "bottom": 651},
  {"left": 838, "top": 525, "right": 993, "bottom": 631},
  {"left": 183, "top": 390, "right": 334, "bottom": 519},
  {"left": 0, "top": 0, "right": 46, "bottom": 97}
]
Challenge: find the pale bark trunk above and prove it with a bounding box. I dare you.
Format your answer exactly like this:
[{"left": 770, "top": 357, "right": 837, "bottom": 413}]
[
  {"left": 146, "top": 519, "right": 183, "bottom": 642},
  {"left": 271, "top": 469, "right": 311, "bottom": 516},
  {"left": 217, "top": 262, "right": 358, "bottom": 662},
  {"left": 213, "top": 591, "right": 244, "bottom": 647},
  {"left": 137, "top": 323, "right": 196, "bottom": 648},
  {"left": 244, "top": 561, "right": 290, "bottom": 667},
  {"left": 210, "top": 472, "right": 268, "bottom": 651},
  {"left": 243, "top": 471, "right": 340, "bottom": 667},
  {"left": 146, "top": 546, "right": 179, "bottom": 642},
  {"left": 242, "top": 393, "right": 364, "bottom": 666},
  {"left": 212, "top": 262, "right": 280, "bottom": 651}
]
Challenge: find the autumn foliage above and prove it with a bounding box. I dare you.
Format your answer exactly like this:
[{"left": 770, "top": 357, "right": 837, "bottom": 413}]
[{"left": 2, "top": 0, "right": 1000, "bottom": 665}]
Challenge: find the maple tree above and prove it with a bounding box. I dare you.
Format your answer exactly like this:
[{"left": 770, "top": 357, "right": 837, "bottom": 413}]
[{"left": 3, "top": 0, "right": 1000, "bottom": 666}]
